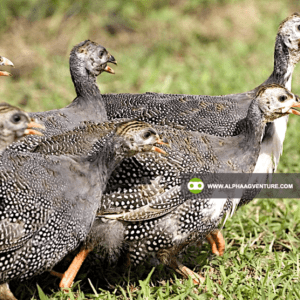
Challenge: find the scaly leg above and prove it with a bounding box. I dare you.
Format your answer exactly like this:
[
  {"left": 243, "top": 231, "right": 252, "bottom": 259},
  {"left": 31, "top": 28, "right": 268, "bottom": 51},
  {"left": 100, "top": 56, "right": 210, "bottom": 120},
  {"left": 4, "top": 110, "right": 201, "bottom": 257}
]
[
  {"left": 174, "top": 260, "right": 205, "bottom": 284},
  {"left": 206, "top": 229, "right": 225, "bottom": 256},
  {"left": 59, "top": 247, "right": 92, "bottom": 288}
]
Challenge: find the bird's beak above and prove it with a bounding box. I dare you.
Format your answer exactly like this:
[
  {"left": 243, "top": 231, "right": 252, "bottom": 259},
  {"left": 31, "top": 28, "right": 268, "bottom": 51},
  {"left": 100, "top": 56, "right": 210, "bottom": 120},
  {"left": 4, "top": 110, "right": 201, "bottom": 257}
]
[
  {"left": 156, "top": 137, "right": 171, "bottom": 147},
  {"left": 151, "top": 146, "right": 167, "bottom": 155},
  {"left": 151, "top": 137, "right": 170, "bottom": 155},
  {"left": 1, "top": 57, "right": 14, "bottom": 67},
  {"left": 103, "top": 54, "right": 117, "bottom": 74},
  {"left": 0, "top": 71, "right": 12, "bottom": 77},
  {"left": 107, "top": 54, "right": 117, "bottom": 65},
  {"left": 104, "top": 65, "right": 115, "bottom": 74},
  {"left": 287, "top": 96, "right": 300, "bottom": 115},
  {"left": 0, "top": 57, "right": 14, "bottom": 76},
  {"left": 24, "top": 119, "right": 45, "bottom": 136}
]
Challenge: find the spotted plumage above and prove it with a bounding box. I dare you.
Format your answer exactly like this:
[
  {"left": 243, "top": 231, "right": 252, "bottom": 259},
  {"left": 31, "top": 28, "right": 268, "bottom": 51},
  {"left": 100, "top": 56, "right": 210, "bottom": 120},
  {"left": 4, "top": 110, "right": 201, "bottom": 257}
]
[
  {"left": 97, "top": 14, "right": 300, "bottom": 260},
  {"left": 29, "top": 40, "right": 117, "bottom": 137},
  {"left": 0, "top": 102, "right": 44, "bottom": 300},
  {"left": 79, "top": 85, "right": 300, "bottom": 282},
  {"left": 0, "top": 119, "right": 166, "bottom": 284}
]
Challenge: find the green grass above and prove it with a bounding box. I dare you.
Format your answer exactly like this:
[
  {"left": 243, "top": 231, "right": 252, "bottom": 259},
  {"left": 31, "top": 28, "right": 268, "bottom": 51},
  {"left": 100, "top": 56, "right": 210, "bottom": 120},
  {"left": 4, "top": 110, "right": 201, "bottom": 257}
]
[{"left": 1, "top": 0, "right": 300, "bottom": 299}]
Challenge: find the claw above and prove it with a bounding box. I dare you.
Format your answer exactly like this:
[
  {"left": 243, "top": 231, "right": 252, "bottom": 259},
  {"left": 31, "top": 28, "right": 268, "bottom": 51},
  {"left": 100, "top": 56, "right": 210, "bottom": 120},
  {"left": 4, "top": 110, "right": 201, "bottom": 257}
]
[
  {"left": 180, "top": 265, "right": 205, "bottom": 285},
  {"left": 0, "top": 283, "right": 17, "bottom": 300}
]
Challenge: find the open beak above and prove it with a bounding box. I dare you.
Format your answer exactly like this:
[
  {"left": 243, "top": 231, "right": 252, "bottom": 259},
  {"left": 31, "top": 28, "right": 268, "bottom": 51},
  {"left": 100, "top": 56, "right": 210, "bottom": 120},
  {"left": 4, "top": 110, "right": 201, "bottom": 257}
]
[
  {"left": 151, "top": 146, "right": 167, "bottom": 155},
  {"left": 24, "top": 119, "right": 45, "bottom": 136},
  {"left": 288, "top": 96, "right": 300, "bottom": 115},
  {"left": 156, "top": 137, "right": 170, "bottom": 147},
  {"left": 103, "top": 54, "right": 117, "bottom": 74},
  {"left": 0, "top": 57, "right": 14, "bottom": 77},
  {"left": 151, "top": 137, "right": 170, "bottom": 155}
]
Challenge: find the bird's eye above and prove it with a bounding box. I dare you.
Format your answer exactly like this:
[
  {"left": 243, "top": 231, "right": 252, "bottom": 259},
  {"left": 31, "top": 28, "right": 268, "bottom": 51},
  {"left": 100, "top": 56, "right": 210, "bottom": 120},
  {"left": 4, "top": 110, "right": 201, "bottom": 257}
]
[
  {"left": 99, "top": 50, "right": 104, "bottom": 58},
  {"left": 297, "top": 24, "right": 300, "bottom": 31},
  {"left": 143, "top": 129, "right": 155, "bottom": 139},
  {"left": 143, "top": 131, "right": 151, "bottom": 139},
  {"left": 11, "top": 113, "right": 22, "bottom": 123},
  {"left": 279, "top": 95, "right": 287, "bottom": 102}
]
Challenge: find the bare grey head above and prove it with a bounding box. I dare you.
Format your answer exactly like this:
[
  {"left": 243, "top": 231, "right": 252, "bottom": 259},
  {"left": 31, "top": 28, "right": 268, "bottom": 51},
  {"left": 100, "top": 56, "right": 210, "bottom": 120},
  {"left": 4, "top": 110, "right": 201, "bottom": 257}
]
[
  {"left": 70, "top": 40, "right": 117, "bottom": 78},
  {"left": 278, "top": 13, "right": 300, "bottom": 64}
]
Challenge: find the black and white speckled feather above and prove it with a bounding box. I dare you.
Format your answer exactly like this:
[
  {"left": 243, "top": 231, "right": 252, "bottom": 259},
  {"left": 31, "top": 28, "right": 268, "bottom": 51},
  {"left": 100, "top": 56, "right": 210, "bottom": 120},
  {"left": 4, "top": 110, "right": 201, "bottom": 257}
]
[
  {"left": 95, "top": 85, "right": 300, "bottom": 266},
  {"left": 0, "top": 119, "right": 165, "bottom": 284}
]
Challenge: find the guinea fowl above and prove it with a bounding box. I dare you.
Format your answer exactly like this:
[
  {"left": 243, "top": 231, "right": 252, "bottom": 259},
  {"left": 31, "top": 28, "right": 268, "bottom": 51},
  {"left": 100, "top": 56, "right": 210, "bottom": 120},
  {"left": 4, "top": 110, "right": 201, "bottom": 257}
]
[
  {"left": 29, "top": 40, "right": 117, "bottom": 137},
  {"left": 0, "top": 119, "right": 168, "bottom": 291},
  {"left": 102, "top": 85, "right": 300, "bottom": 283},
  {"left": 0, "top": 56, "right": 14, "bottom": 76},
  {"left": 101, "top": 13, "right": 300, "bottom": 254},
  {"left": 0, "top": 103, "right": 44, "bottom": 300},
  {"left": 59, "top": 84, "right": 300, "bottom": 287}
]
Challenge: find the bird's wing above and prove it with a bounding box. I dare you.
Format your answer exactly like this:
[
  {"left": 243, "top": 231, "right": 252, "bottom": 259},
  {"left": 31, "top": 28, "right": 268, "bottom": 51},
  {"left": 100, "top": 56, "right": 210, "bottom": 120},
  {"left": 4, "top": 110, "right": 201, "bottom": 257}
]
[{"left": 99, "top": 185, "right": 181, "bottom": 221}]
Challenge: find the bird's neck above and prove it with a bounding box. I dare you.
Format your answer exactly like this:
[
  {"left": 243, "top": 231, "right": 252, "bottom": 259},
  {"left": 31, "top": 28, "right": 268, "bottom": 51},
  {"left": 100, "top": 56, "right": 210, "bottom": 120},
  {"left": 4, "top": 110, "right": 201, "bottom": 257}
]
[
  {"left": 68, "top": 66, "right": 108, "bottom": 122},
  {"left": 239, "top": 100, "right": 265, "bottom": 146},
  {"left": 86, "top": 136, "right": 124, "bottom": 170},
  {"left": 82, "top": 136, "right": 126, "bottom": 189},
  {"left": 72, "top": 73, "right": 100, "bottom": 98},
  {"left": 0, "top": 134, "right": 14, "bottom": 154},
  {"left": 32, "top": 124, "right": 122, "bottom": 190},
  {"left": 263, "top": 33, "right": 294, "bottom": 90}
]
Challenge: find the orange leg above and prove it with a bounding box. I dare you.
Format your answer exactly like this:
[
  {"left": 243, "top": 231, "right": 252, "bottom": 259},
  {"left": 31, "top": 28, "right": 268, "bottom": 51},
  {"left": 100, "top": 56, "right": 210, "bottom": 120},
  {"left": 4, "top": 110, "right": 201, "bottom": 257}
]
[
  {"left": 206, "top": 233, "right": 219, "bottom": 256},
  {"left": 157, "top": 247, "right": 205, "bottom": 285},
  {"left": 0, "top": 283, "right": 17, "bottom": 300},
  {"left": 206, "top": 229, "right": 225, "bottom": 256},
  {"left": 59, "top": 247, "right": 92, "bottom": 288},
  {"left": 177, "top": 262, "right": 205, "bottom": 285}
]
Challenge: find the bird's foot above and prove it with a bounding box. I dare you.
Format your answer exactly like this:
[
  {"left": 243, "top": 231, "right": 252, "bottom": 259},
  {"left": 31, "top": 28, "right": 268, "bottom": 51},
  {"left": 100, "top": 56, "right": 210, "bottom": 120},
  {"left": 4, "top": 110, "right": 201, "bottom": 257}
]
[
  {"left": 178, "top": 264, "right": 205, "bottom": 285},
  {"left": 0, "top": 283, "right": 17, "bottom": 300},
  {"left": 206, "top": 229, "right": 225, "bottom": 256}
]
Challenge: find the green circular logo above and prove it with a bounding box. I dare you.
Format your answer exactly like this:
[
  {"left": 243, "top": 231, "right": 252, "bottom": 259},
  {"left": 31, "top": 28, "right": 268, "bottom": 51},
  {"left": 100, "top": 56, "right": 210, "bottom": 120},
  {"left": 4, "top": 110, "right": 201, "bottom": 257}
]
[{"left": 187, "top": 178, "right": 204, "bottom": 194}]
